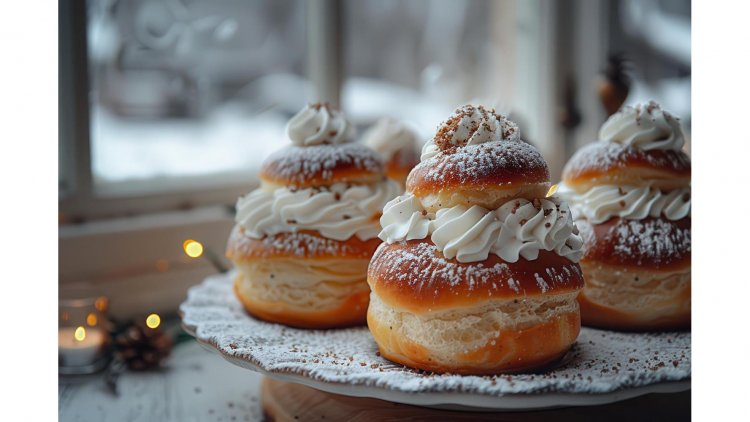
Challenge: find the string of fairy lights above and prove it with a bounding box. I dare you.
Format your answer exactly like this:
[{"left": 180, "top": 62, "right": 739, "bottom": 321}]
[
  {"left": 65, "top": 238, "right": 220, "bottom": 346},
  {"left": 70, "top": 312, "right": 162, "bottom": 344}
]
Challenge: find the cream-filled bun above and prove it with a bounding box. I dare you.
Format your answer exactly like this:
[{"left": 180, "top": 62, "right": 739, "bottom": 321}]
[
  {"left": 367, "top": 105, "right": 585, "bottom": 374},
  {"left": 559, "top": 101, "right": 691, "bottom": 331},
  {"left": 228, "top": 103, "right": 400, "bottom": 328}
]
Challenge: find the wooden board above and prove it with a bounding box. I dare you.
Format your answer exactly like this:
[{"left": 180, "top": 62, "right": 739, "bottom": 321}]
[{"left": 261, "top": 377, "right": 690, "bottom": 421}]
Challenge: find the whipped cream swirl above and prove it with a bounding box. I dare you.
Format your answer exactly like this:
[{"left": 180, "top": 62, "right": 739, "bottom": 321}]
[
  {"left": 286, "top": 103, "right": 353, "bottom": 146},
  {"left": 431, "top": 205, "right": 502, "bottom": 262},
  {"left": 378, "top": 194, "right": 431, "bottom": 242},
  {"left": 362, "top": 118, "right": 419, "bottom": 159},
  {"left": 378, "top": 194, "right": 583, "bottom": 263},
  {"left": 600, "top": 101, "right": 685, "bottom": 151},
  {"left": 493, "top": 198, "right": 583, "bottom": 263},
  {"left": 420, "top": 140, "right": 441, "bottom": 161},
  {"left": 237, "top": 180, "right": 400, "bottom": 241},
  {"left": 421, "top": 104, "right": 520, "bottom": 161},
  {"left": 557, "top": 184, "right": 691, "bottom": 224}
]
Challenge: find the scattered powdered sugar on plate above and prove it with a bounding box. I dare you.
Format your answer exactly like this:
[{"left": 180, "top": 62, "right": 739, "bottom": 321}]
[{"left": 180, "top": 272, "right": 690, "bottom": 399}]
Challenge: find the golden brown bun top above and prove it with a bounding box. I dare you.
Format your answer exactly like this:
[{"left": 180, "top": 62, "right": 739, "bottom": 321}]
[
  {"left": 406, "top": 105, "right": 550, "bottom": 203},
  {"left": 407, "top": 140, "right": 550, "bottom": 196},
  {"left": 577, "top": 217, "right": 691, "bottom": 271},
  {"left": 227, "top": 226, "right": 381, "bottom": 261},
  {"left": 368, "top": 240, "right": 584, "bottom": 313},
  {"left": 562, "top": 142, "right": 691, "bottom": 192},
  {"left": 260, "top": 143, "right": 384, "bottom": 188}
]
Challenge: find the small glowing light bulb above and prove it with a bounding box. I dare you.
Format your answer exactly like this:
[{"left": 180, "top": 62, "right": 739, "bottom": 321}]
[
  {"left": 183, "top": 240, "right": 204, "bottom": 258},
  {"left": 86, "top": 313, "right": 98, "bottom": 327},
  {"left": 74, "top": 326, "right": 86, "bottom": 342},
  {"left": 146, "top": 313, "right": 161, "bottom": 329}
]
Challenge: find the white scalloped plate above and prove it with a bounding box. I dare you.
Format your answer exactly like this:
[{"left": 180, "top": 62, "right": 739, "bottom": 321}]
[{"left": 180, "top": 272, "right": 690, "bottom": 411}]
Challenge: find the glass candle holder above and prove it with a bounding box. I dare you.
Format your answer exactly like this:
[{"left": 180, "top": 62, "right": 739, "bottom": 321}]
[{"left": 59, "top": 286, "right": 110, "bottom": 374}]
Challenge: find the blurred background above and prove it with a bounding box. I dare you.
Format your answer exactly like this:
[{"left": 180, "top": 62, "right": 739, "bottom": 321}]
[{"left": 59, "top": 0, "right": 690, "bottom": 319}]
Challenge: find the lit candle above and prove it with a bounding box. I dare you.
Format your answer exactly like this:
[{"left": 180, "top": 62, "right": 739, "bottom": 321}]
[{"left": 58, "top": 326, "right": 107, "bottom": 367}]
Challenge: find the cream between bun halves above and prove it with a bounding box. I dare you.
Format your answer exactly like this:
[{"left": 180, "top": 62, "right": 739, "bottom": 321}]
[
  {"left": 367, "top": 105, "right": 585, "bottom": 374},
  {"left": 558, "top": 101, "right": 690, "bottom": 331},
  {"left": 227, "top": 103, "right": 399, "bottom": 329}
]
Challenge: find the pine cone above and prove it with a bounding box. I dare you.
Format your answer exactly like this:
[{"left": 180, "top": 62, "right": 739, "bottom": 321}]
[{"left": 114, "top": 322, "right": 173, "bottom": 371}]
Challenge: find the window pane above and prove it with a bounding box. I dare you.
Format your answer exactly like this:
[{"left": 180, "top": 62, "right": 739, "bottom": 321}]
[
  {"left": 342, "top": 0, "right": 495, "bottom": 141},
  {"left": 86, "top": 0, "right": 308, "bottom": 191}
]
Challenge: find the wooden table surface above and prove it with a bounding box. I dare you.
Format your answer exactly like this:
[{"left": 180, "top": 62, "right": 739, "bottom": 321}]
[{"left": 59, "top": 341, "right": 689, "bottom": 421}]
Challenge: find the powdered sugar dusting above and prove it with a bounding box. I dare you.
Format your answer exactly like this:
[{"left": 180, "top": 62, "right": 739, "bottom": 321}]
[
  {"left": 578, "top": 218, "right": 691, "bottom": 267},
  {"left": 369, "top": 242, "right": 583, "bottom": 296},
  {"left": 415, "top": 141, "right": 549, "bottom": 187},
  {"left": 533, "top": 273, "right": 550, "bottom": 293},
  {"left": 181, "top": 273, "right": 691, "bottom": 397},
  {"left": 262, "top": 143, "right": 383, "bottom": 185},
  {"left": 563, "top": 142, "right": 690, "bottom": 181},
  {"left": 371, "top": 241, "right": 516, "bottom": 292},
  {"left": 610, "top": 219, "right": 691, "bottom": 266}
]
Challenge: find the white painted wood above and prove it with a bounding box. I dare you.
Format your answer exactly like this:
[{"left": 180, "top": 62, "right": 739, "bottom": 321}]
[
  {"left": 59, "top": 206, "right": 234, "bottom": 319},
  {"left": 59, "top": 206, "right": 233, "bottom": 283},
  {"left": 59, "top": 342, "right": 263, "bottom": 422}
]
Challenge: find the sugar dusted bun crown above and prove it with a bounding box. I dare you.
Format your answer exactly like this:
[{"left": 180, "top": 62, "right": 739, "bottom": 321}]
[
  {"left": 407, "top": 105, "right": 550, "bottom": 211},
  {"left": 562, "top": 101, "right": 691, "bottom": 192},
  {"left": 260, "top": 103, "right": 384, "bottom": 188}
]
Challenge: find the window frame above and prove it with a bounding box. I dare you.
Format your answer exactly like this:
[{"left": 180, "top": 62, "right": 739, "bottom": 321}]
[
  {"left": 59, "top": 1, "right": 253, "bottom": 221},
  {"left": 59, "top": 0, "right": 344, "bottom": 222},
  {"left": 59, "top": 0, "right": 618, "bottom": 318}
]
